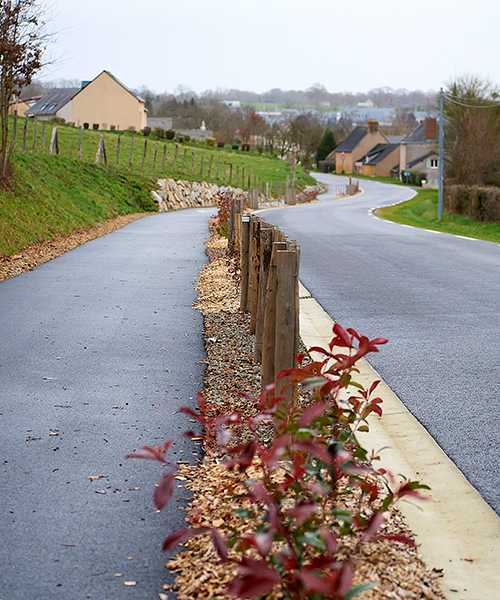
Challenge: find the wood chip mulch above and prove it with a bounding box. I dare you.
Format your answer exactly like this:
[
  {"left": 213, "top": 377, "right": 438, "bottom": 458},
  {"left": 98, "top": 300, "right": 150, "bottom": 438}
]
[{"left": 165, "top": 228, "right": 447, "bottom": 600}]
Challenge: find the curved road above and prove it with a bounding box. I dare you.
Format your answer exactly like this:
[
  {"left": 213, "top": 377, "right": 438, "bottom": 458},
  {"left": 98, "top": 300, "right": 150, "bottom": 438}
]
[{"left": 261, "top": 173, "right": 500, "bottom": 516}]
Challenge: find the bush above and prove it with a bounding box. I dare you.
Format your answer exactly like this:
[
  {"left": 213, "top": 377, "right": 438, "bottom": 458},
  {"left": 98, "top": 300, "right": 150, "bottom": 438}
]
[
  {"left": 444, "top": 184, "right": 500, "bottom": 222},
  {"left": 166, "top": 129, "right": 175, "bottom": 140},
  {"left": 206, "top": 137, "right": 216, "bottom": 147},
  {"left": 110, "top": 125, "right": 116, "bottom": 131},
  {"left": 83, "top": 123, "right": 89, "bottom": 130},
  {"left": 143, "top": 126, "right": 151, "bottom": 137},
  {"left": 232, "top": 144, "right": 239, "bottom": 150},
  {"left": 155, "top": 127, "right": 165, "bottom": 139},
  {"left": 217, "top": 141, "right": 225, "bottom": 148},
  {"left": 184, "top": 134, "right": 191, "bottom": 142},
  {"left": 92, "top": 123, "right": 99, "bottom": 130}
]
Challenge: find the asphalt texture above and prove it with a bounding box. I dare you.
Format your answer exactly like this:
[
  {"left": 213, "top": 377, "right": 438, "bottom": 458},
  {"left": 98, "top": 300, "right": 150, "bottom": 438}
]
[
  {"left": 261, "top": 173, "right": 500, "bottom": 516},
  {"left": 0, "top": 208, "right": 212, "bottom": 599}
]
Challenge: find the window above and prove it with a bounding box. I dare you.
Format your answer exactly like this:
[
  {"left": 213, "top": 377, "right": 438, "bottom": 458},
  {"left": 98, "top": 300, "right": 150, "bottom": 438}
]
[{"left": 430, "top": 158, "right": 438, "bottom": 168}]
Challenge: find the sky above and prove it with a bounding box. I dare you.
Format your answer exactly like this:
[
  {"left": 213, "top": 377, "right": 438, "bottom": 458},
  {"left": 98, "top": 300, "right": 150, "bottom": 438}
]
[{"left": 40, "top": 0, "right": 500, "bottom": 96}]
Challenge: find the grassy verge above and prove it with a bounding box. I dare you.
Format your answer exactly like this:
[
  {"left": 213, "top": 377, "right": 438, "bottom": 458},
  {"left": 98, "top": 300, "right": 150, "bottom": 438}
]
[
  {"left": 0, "top": 153, "right": 157, "bottom": 256},
  {"left": 377, "top": 189, "right": 500, "bottom": 243},
  {"left": 324, "top": 171, "right": 408, "bottom": 186}
]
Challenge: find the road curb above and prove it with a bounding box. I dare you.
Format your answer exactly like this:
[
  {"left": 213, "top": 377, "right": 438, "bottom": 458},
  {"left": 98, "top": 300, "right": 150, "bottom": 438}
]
[{"left": 299, "top": 281, "right": 500, "bottom": 600}]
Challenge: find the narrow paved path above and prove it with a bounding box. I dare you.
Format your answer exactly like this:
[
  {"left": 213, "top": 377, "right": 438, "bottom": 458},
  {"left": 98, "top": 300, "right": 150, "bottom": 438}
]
[
  {"left": 261, "top": 173, "right": 500, "bottom": 516},
  {"left": 0, "top": 209, "right": 211, "bottom": 599}
]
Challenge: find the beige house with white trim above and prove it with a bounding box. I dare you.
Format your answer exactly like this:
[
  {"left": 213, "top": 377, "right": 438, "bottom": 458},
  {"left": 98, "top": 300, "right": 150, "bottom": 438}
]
[{"left": 26, "top": 71, "right": 147, "bottom": 131}]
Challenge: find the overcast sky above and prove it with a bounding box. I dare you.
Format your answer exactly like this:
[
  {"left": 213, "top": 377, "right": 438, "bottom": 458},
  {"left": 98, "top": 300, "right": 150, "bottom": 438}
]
[{"left": 41, "top": 0, "right": 499, "bottom": 96}]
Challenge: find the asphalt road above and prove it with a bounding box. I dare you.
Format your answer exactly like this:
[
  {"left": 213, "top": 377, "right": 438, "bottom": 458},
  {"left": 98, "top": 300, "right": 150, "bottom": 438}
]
[
  {"left": 261, "top": 173, "right": 500, "bottom": 516},
  {"left": 0, "top": 209, "right": 211, "bottom": 599}
]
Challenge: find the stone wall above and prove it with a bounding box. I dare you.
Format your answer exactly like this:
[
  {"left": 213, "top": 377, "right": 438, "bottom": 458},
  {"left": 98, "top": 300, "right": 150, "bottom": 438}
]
[{"left": 151, "top": 179, "right": 241, "bottom": 212}]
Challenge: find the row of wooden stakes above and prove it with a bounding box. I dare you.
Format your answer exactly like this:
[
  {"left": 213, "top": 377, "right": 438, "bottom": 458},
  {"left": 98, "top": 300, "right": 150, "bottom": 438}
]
[{"left": 233, "top": 207, "right": 301, "bottom": 399}]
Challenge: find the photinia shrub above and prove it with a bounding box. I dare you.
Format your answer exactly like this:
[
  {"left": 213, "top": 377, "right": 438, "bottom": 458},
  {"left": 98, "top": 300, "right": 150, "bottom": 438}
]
[{"left": 128, "top": 323, "right": 429, "bottom": 600}]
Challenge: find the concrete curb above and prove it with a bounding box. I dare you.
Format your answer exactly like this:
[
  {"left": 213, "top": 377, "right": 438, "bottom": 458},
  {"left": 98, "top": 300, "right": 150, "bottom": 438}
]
[{"left": 299, "top": 281, "right": 500, "bottom": 600}]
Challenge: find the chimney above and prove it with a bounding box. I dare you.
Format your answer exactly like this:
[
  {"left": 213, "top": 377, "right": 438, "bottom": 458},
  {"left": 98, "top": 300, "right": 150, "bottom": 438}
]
[
  {"left": 425, "top": 118, "right": 437, "bottom": 141},
  {"left": 368, "top": 119, "right": 378, "bottom": 133}
]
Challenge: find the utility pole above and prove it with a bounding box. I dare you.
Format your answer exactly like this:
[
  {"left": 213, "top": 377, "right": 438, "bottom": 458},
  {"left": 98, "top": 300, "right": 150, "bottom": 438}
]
[{"left": 438, "top": 88, "right": 444, "bottom": 220}]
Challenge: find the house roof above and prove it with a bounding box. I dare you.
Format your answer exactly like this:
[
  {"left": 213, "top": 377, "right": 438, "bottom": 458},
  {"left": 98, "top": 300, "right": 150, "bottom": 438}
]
[
  {"left": 406, "top": 150, "right": 438, "bottom": 169},
  {"left": 402, "top": 121, "right": 438, "bottom": 144},
  {"left": 26, "top": 88, "right": 79, "bottom": 116},
  {"left": 359, "top": 143, "right": 399, "bottom": 165},
  {"left": 385, "top": 134, "right": 405, "bottom": 144},
  {"left": 26, "top": 70, "right": 145, "bottom": 117},
  {"left": 332, "top": 126, "right": 368, "bottom": 153}
]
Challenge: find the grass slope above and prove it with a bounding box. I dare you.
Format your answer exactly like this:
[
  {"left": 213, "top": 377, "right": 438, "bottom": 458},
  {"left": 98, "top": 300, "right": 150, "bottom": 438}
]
[
  {"left": 0, "top": 153, "right": 156, "bottom": 256},
  {"left": 377, "top": 189, "right": 500, "bottom": 243}
]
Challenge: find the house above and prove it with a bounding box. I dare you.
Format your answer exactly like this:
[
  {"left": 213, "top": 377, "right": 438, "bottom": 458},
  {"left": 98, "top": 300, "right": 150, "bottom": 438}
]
[
  {"left": 397, "top": 118, "right": 439, "bottom": 186},
  {"left": 9, "top": 96, "right": 43, "bottom": 116},
  {"left": 325, "top": 120, "right": 388, "bottom": 174},
  {"left": 356, "top": 143, "right": 400, "bottom": 177},
  {"left": 26, "top": 71, "right": 147, "bottom": 131}
]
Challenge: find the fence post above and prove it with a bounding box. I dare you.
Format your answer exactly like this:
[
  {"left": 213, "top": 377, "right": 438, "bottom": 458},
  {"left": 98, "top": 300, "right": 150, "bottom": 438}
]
[
  {"left": 216, "top": 156, "right": 220, "bottom": 179},
  {"left": 173, "top": 144, "right": 178, "bottom": 171},
  {"left": 242, "top": 168, "right": 245, "bottom": 189},
  {"left": 41, "top": 121, "right": 46, "bottom": 152},
  {"left": 182, "top": 148, "right": 187, "bottom": 174},
  {"left": 229, "top": 164, "right": 233, "bottom": 185},
  {"left": 274, "top": 249, "right": 297, "bottom": 401},
  {"left": 12, "top": 112, "right": 17, "bottom": 152},
  {"left": 32, "top": 117, "right": 38, "bottom": 152},
  {"left": 23, "top": 116, "right": 28, "bottom": 151},
  {"left": 162, "top": 144, "right": 166, "bottom": 171},
  {"left": 116, "top": 134, "right": 121, "bottom": 166},
  {"left": 142, "top": 139, "right": 147, "bottom": 168},
  {"left": 261, "top": 241, "right": 287, "bottom": 390},
  {"left": 249, "top": 218, "right": 261, "bottom": 335},
  {"left": 208, "top": 153, "right": 213, "bottom": 177},
  {"left": 240, "top": 215, "right": 251, "bottom": 312},
  {"left": 223, "top": 160, "right": 227, "bottom": 182},
  {"left": 191, "top": 149, "right": 195, "bottom": 175},
  {"left": 50, "top": 126, "right": 59, "bottom": 155},
  {"left": 200, "top": 151, "right": 204, "bottom": 176},
  {"left": 129, "top": 136, "right": 134, "bottom": 167},
  {"left": 254, "top": 227, "right": 274, "bottom": 363},
  {"left": 236, "top": 166, "right": 239, "bottom": 187},
  {"left": 153, "top": 142, "right": 158, "bottom": 170}
]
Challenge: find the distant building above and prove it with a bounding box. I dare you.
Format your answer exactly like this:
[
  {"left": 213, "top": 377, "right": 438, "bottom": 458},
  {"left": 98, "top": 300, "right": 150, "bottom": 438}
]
[
  {"left": 356, "top": 143, "right": 400, "bottom": 177},
  {"left": 222, "top": 100, "right": 241, "bottom": 108},
  {"left": 26, "top": 70, "right": 147, "bottom": 131},
  {"left": 9, "top": 96, "right": 43, "bottom": 117},
  {"left": 397, "top": 118, "right": 439, "bottom": 185}
]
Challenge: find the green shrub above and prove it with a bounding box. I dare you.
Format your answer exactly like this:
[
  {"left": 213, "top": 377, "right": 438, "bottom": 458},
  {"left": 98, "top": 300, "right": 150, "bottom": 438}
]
[{"left": 206, "top": 137, "right": 216, "bottom": 147}]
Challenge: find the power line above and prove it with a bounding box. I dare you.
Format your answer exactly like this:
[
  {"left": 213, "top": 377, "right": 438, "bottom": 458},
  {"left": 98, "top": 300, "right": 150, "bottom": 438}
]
[{"left": 444, "top": 94, "right": 500, "bottom": 109}]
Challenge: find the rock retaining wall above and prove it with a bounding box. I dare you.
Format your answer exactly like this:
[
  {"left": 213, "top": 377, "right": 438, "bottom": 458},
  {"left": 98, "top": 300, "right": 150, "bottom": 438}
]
[{"left": 152, "top": 179, "right": 241, "bottom": 212}]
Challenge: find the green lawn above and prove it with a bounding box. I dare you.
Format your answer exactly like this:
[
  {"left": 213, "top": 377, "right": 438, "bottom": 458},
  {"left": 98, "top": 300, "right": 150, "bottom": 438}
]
[{"left": 377, "top": 189, "right": 500, "bottom": 243}]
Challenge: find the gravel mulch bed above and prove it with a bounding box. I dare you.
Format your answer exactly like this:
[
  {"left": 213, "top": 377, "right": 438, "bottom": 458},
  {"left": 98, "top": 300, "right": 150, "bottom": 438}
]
[{"left": 164, "top": 230, "right": 446, "bottom": 600}]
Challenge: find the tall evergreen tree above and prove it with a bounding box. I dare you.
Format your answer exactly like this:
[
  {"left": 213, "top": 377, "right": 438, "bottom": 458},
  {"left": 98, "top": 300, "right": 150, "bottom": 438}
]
[{"left": 315, "top": 129, "right": 336, "bottom": 164}]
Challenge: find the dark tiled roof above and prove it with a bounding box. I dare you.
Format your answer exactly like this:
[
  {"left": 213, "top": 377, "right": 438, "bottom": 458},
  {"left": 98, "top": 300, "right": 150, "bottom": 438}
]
[
  {"left": 26, "top": 89, "right": 79, "bottom": 116},
  {"left": 360, "top": 143, "right": 399, "bottom": 165},
  {"left": 333, "top": 126, "right": 368, "bottom": 153},
  {"left": 402, "top": 122, "right": 437, "bottom": 143}
]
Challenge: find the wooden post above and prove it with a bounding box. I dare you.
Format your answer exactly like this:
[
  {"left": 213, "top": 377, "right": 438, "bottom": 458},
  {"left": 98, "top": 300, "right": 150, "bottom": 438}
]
[
  {"left": 182, "top": 148, "right": 187, "bottom": 174},
  {"left": 50, "top": 126, "right": 59, "bottom": 155},
  {"left": 229, "top": 164, "right": 232, "bottom": 185},
  {"left": 162, "top": 144, "right": 166, "bottom": 171},
  {"left": 78, "top": 126, "right": 83, "bottom": 161},
  {"left": 200, "top": 151, "right": 204, "bottom": 176},
  {"left": 254, "top": 173, "right": 257, "bottom": 188},
  {"left": 261, "top": 241, "right": 287, "bottom": 390},
  {"left": 32, "top": 117, "right": 38, "bottom": 151},
  {"left": 12, "top": 112, "right": 17, "bottom": 152},
  {"left": 294, "top": 246, "right": 301, "bottom": 358},
  {"left": 191, "top": 149, "right": 195, "bottom": 175},
  {"left": 223, "top": 160, "right": 227, "bottom": 182},
  {"left": 254, "top": 227, "right": 274, "bottom": 363},
  {"left": 129, "top": 136, "right": 134, "bottom": 168},
  {"left": 23, "top": 116, "right": 28, "bottom": 151},
  {"left": 216, "top": 156, "right": 220, "bottom": 179},
  {"left": 208, "top": 153, "right": 213, "bottom": 177},
  {"left": 236, "top": 166, "right": 239, "bottom": 187},
  {"left": 249, "top": 218, "right": 261, "bottom": 335},
  {"left": 240, "top": 215, "right": 251, "bottom": 312},
  {"left": 153, "top": 142, "right": 158, "bottom": 170},
  {"left": 173, "top": 144, "right": 178, "bottom": 170},
  {"left": 242, "top": 168, "right": 245, "bottom": 189},
  {"left": 142, "top": 139, "right": 147, "bottom": 168},
  {"left": 275, "top": 249, "right": 297, "bottom": 400},
  {"left": 248, "top": 174, "right": 251, "bottom": 189},
  {"left": 116, "top": 134, "right": 121, "bottom": 165},
  {"left": 41, "top": 121, "right": 46, "bottom": 152}
]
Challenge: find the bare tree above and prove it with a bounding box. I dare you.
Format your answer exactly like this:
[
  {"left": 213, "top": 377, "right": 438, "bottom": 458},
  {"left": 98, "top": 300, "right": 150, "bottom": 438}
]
[{"left": 0, "top": 0, "right": 51, "bottom": 179}]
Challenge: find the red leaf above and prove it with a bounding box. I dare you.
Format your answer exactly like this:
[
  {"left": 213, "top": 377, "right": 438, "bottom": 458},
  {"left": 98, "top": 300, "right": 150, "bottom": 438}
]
[
  {"left": 254, "top": 532, "right": 274, "bottom": 558},
  {"left": 298, "top": 570, "right": 332, "bottom": 595},
  {"left": 225, "top": 557, "right": 280, "bottom": 599},
  {"left": 162, "top": 526, "right": 209, "bottom": 551},
  {"left": 211, "top": 527, "right": 228, "bottom": 561},
  {"left": 319, "top": 528, "right": 338, "bottom": 555},
  {"left": 298, "top": 402, "right": 328, "bottom": 427},
  {"left": 154, "top": 471, "right": 175, "bottom": 511},
  {"left": 360, "top": 511, "right": 385, "bottom": 541},
  {"left": 379, "top": 533, "right": 416, "bottom": 547},
  {"left": 292, "top": 439, "right": 333, "bottom": 464},
  {"left": 286, "top": 501, "right": 319, "bottom": 527}
]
